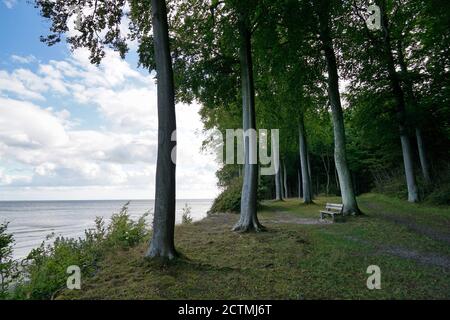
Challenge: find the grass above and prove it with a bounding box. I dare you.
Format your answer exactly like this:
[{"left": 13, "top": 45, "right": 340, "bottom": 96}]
[{"left": 60, "top": 194, "right": 450, "bottom": 300}]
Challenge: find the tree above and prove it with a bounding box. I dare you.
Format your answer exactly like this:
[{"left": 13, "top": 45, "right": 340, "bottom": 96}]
[
  {"left": 145, "top": 0, "right": 177, "bottom": 259},
  {"left": 375, "top": 0, "right": 419, "bottom": 202},
  {"left": 169, "top": 0, "right": 265, "bottom": 232},
  {"left": 35, "top": 0, "right": 178, "bottom": 259},
  {"left": 233, "top": 3, "right": 265, "bottom": 232},
  {"left": 313, "top": 0, "right": 361, "bottom": 214},
  {"left": 298, "top": 113, "right": 312, "bottom": 203}
]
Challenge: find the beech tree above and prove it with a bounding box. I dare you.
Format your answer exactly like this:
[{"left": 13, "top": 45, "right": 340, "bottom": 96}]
[
  {"left": 313, "top": 0, "right": 361, "bottom": 214},
  {"left": 35, "top": 0, "right": 178, "bottom": 259}
]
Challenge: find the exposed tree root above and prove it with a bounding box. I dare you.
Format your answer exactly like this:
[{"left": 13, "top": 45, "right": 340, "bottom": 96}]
[
  {"left": 232, "top": 217, "right": 266, "bottom": 233},
  {"left": 145, "top": 246, "right": 179, "bottom": 261}
]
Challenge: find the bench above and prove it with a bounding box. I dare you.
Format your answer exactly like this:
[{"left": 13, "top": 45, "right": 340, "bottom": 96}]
[{"left": 320, "top": 203, "right": 344, "bottom": 222}]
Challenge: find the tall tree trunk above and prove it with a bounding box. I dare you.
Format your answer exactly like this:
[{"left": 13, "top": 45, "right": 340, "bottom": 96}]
[
  {"left": 298, "top": 116, "right": 312, "bottom": 203},
  {"left": 307, "top": 148, "right": 313, "bottom": 197},
  {"left": 397, "top": 41, "right": 432, "bottom": 185},
  {"left": 279, "top": 161, "right": 286, "bottom": 199},
  {"left": 321, "top": 154, "right": 330, "bottom": 195},
  {"left": 146, "top": 0, "right": 177, "bottom": 259},
  {"left": 377, "top": 0, "right": 419, "bottom": 202},
  {"left": 315, "top": 0, "right": 360, "bottom": 215},
  {"left": 283, "top": 161, "right": 289, "bottom": 198},
  {"left": 273, "top": 132, "right": 282, "bottom": 200},
  {"left": 415, "top": 128, "right": 431, "bottom": 184},
  {"left": 233, "top": 11, "right": 264, "bottom": 232},
  {"left": 298, "top": 168, "right": 302, "bottom": 199},
  {"left": 275, "top": 168, "right": 283, "bottom": 200}
]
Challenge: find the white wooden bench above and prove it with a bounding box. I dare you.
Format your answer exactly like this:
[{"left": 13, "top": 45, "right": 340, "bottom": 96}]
[{"left": 320, "top": 203, "right": 344, "bottom": 222}]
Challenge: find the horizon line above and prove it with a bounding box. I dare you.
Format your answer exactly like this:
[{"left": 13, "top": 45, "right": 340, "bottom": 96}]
[{"left": 0, "top": 198, "right": 214, "bottom": 202}]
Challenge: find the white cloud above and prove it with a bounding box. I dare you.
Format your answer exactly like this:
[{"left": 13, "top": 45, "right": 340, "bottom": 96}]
[
  {"left": 0, "top": 70, "right": 46, "bottom": 101},
  {"left": 11, "top": 54, "right": 37, "bottom": 64},
  {"left": 0, "top": 49, "right": 219, "bottom": 200}
]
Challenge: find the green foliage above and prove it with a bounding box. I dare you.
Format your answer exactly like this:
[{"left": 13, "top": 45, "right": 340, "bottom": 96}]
[
  {"left": 209, "top": 177, "right": 243, "bottom": 214},
  {"left": 0, "top": 222, "right": 17, "bottom": 298},
  {"left": 10, "top": 204, "right": 149, "bottom": 300},
  {"left": 426, "top": 183, "right": 450, "bottom": 206},
  {"left": 181, "top": 204, "right": 193, "bottom": 224}
]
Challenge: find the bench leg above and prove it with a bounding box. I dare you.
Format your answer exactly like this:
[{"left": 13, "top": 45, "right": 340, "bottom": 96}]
[{"left": 332, "top": 215, "right": 335, "bottom": 223}]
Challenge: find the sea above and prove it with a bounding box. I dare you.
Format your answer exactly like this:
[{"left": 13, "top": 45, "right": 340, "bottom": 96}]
[{"left": 0, "top": 199, "right": 213, "bottom": 259}]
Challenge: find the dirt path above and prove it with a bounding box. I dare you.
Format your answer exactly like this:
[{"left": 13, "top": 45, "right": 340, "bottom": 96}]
[
  {"left": 262, "top": 211, "right": 331, "bottom": 225},
  {"left": 364, "top": 201, "right": 450, "bottom": 245},
  {"left": 207, "top": 207, "right": 450, "bottom": 269}
]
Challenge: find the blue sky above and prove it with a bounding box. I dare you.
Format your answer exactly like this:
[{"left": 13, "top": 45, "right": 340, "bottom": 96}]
[{"left": 0, "top": 0, "right": 219, "bottom": 200}]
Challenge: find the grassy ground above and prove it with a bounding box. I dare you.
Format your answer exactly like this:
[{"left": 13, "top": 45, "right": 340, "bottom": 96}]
[{"left": 60, "top": 194, "right": 450, "bottom": 299}]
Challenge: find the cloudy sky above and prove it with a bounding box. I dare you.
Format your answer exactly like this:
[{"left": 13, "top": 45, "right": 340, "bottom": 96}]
[{"left": 0, "top": 1, "right": 219, "bottom": 200}]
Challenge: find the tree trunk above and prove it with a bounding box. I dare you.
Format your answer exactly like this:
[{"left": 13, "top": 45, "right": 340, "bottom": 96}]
[
  {"left": 273, "top": 133, "right": 282, "bottom": 200},
  {"left": 233, "top": 11, "right": 264, "bottom": 232},
  {"left": 377, "top": 0, "right": 419, "bottom": 202},
  {"left": 321, "top": 154, "right": 330, "bottom": 195},
  {"left": 298, "top": 168, "right": 302, "bottom": 199},
  {"left": 315, "top": 0, "right": 361, "bottom": 215},
  {"left": 298, "top": 116, "right": 312, "bottom": 203},
  {"left": 275, "top": 165, "right": 283, "bottom": 200},
  {"left": 416, "top": 128, "right": 431, "bottom": 184},
  {"left": 283, "top": 161, "right": 289, "bottom": 199},
  {"left": 397, "top": 41, "right": 432, "bottom": 185},
  {"left": 146, "top": 0, "right": 177, "bottom": 259},
  {"left": 280, "top": 161, "right": 285, "bottom": 199}
]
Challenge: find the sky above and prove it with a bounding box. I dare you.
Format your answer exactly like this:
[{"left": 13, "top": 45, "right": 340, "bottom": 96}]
[{"left": 0, "top": 0, "right": 220, "bottom": 200}]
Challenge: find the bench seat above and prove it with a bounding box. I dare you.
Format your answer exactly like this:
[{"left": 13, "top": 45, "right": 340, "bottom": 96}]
[{"left": 320, "top": 203, "right": 344, "bottom": 222}]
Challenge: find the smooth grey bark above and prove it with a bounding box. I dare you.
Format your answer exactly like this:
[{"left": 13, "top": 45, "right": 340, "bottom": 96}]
[
  {"left": 315, "top": 0, "right": 360, "bottom": 215},
  {"left": 233, "top": 11, "right": 264, "bottom": 232},
  {"left": 146, "top": 0, "right": 177, "bottom": 259},
  {"left": 377, "top": 0, "right": 419, "bottom": 202},
  {"left": 298, "top": 168, "right": 302, "bottom": 199},
  {"left": 275, "top": 168, "right": 283, "bottom": 200},
  {"left": 280, "top": 163, "right": 285, "bottom": 199},
  {"left": 298, "top": 116, "right": 312, "bottom": 203},
  {"left": 416, "top": 128, "right": 431, "bottom": 184},
  {"left": 397, "top": 41, "right": 432, "bottom": 185},
  {"left": 307, "top": 152, "right": 312, "bottom": 194},
  {"left": 273, "top": 133, "right": 282, "bottom": 200},
  {"left": 321, "top": 154, "right": 330, "bottom": 195},
  {"left": 283, "top": 161, "right": 289, "bottom": 198}
]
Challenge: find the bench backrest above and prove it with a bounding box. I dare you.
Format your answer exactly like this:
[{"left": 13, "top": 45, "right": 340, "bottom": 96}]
[{"left": 325, "top": 203, "right": 343, "bottom": 212}]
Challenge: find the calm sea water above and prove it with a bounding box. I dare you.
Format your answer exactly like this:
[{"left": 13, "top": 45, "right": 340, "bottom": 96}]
[{"left": 0, "top": 199, "right": 213, "bottom": 259}]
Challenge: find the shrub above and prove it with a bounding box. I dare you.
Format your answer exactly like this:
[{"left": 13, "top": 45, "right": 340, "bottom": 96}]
[
  {"left": 12, "top": 203, "right": 150, "bottom": 300},
  {"left": 425, "top": 183, "right": 450, "bottom": 206},
  {"left": 208, "top": 177, "right": 264, "bottom": 214},
  {"left": 208, "top": 177, "right": 243, "bottom": 214},
  {"left": 0, "top": 222, "right": 18, "bottom": 298},
  {"left": 181, "top": 203, "right": 193, "bottom": 224}
]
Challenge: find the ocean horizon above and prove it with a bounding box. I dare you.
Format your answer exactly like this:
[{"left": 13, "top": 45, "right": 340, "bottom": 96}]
[{"left": 0, "top": 199, "right": 213, "bottom": 259}]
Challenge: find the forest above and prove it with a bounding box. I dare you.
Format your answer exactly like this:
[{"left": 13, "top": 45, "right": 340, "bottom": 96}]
[{"left": 0, "top": 0, "right": 449, "bottom": 300}]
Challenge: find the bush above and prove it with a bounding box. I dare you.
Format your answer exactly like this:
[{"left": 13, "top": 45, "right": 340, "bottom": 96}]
[
  {"left": 208, "top": 177, "right": 264, "bottom": 214},
  {"left": 181, "top": 204, "right": 193, "bottom": 224},
  {"left": 208, "top": 177, "right": 243, "bottom": 214},
  {"left": 425, "top": 183, "right": 450, "bottom": 206},
  {"left": 11, "top": 203, "right": 150, "bottom": 300},
  {"left": 0, "top": 222, "right": 18, "bottom": 298}
]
